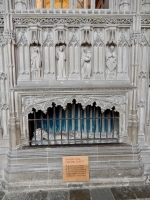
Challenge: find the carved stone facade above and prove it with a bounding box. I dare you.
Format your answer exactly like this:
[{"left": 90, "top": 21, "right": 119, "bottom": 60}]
[{"left": 0, "top": 0, "right": 150, "bottom": 189}]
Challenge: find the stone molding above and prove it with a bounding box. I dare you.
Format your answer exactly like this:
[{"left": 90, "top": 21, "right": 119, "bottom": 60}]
[
  {"left": 11, "top": 87, "right": 135, "bottom": 92},
  {"left": 22, "top": 94, "right": 126, "bottom": 115},
  {"left": 13, "top": 17, "right": 133, "bottom": 26}
]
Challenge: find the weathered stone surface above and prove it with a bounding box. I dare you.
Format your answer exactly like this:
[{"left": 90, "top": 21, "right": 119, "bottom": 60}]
[
  {"left": 0, "top": 191, "right": 5, "bottom": 200},
  {"left": 91, "top": 188, "right": 115, "bottom": 200},
  {"left": 48, "top": 190, "right": 69, "bottom": 200},
  {"left": 131, "top": 186, "right": 150, "bottom": 199},
  {"left": 70, "top": 189, "right": 91, "bottom": 200},
  {"left": 3, "top": 192, "right": 27, "bottom": 200},
  {"left": 111, "top": 187, "right": 137, "bottom": 200},
  {"left": 24, "top": 190, "right": 48, "bottom": 200}
]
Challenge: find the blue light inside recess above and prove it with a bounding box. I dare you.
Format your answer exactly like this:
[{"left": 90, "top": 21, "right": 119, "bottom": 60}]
[{"left": 36, "top": 104, "right": 114, "bottom": 134}]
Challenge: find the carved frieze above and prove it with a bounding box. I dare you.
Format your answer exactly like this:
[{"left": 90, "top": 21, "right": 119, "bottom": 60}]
[
  {"left": 22, "top": 94, "right": 126, "bottom": 116},
  {"left": 13, "top": 18, "right": 133, "bottom": 26}
]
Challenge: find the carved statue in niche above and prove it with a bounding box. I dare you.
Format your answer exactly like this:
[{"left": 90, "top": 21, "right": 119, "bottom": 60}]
[
  {"left": 81, "top": 47, "right": 92, "bottom": 79},
  {"left": 106, "top": 45, "right": 117, "bottom": 80},
  {"left": 31, "top": 47, "right": 42, "bottom": 80},
  {"left": 56, "top": 45, "right": 66, "bottom": 79}
]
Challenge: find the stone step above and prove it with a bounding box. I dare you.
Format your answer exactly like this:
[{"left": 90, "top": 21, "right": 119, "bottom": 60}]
[
  {"left": 14, "top": 145, "right": 136, "bottom": 157},
  {"left": 7, "top": 160, "right": 142, "bottom": 170},
  {"left": 7, "top": 154, "right": 140, "bottom": 165},
  {"left": 3, "top": 177, "right": 145, "bottom": 192},
  {"left": 4, "top": 166, "right": 143, "bottom": 183}
]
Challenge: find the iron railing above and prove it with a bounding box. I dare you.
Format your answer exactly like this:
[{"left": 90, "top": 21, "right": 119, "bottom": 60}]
[{"left": 29, "top": 103, "right": 119, "bottom": 146}]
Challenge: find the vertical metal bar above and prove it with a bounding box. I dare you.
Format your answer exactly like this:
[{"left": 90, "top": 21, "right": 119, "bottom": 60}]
[
  {"left": 90, "top": 106, "right": 92, "bottom": 138},
  {"left": 28, "top": 118, "right": 31, "bottom": 146},
  {"left": 60, "top": 107, "right": 62, "bottom": 144},
  {"left": 34, "top": 110, "right": 36, "bottom": 145},
  {"left": 66, "top": 107, "right": 69, "bottom": 144},
  {"left": 112, "top": 109, "right": 115, "bottom": 138},
  {"left": 81, "top": 108, "right": 82, "bottom": 143},
  {"left": 53, "top": 104, "right": 56, "bottom": 144},
  {"left": 87, "top": 106, "right": 89, "bottom": 142},
  {"left": 84, "top": 108, "right": 86, "bottom": 136},
  {"left": 100, "top": 109, "right": 102, "bottom": 140},
  {"left": 106, "top": 111, "right": 108, "bottom": 140},
  {"left": 96, "top": 107, "right": 98, "bottom": 135},
  {"left": 94, "top": 106, "right": 96, "bottom": 140},
  {"left": 78, "top": 104, "right": 81, "bottom": 138},
  {"left": 41, "top": 111, "right": 43, "bottom": 145},
  {"left": 47, "top": 108, "right": 50, "bottom": 145},
  {"left": 73, "top": 101, "right": 76, "bottom": 143}
]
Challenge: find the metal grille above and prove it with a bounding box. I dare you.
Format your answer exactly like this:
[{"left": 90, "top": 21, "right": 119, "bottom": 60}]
[{"left": 29, "top": 101, "right": 119, "bottom": 146}]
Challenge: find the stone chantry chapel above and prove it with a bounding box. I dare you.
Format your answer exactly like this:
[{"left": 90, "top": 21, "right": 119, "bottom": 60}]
[{"left": 0, "top": 0, "right": 150, "bottom": 189}]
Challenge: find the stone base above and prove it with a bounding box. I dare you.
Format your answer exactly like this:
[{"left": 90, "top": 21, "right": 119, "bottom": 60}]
[
  {"left": 0, "top": 135, "right": 9, "bottom": 147},
  {"left": 3, "top": 144, "right": 144, "bottom": 189}
]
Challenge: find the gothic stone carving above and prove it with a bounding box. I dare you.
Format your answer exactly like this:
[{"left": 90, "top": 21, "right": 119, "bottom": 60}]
[
  {"left": 106, "top": 45, "right": 117, "bottom": 80},
  {"left": 13, "top": 18, "right": 133, "bottom": 26},
  {"left": 81, "top": 47, "right": 92, "bottom": 79},
  {"left": 56, "top": 45, "right": 66, "bottom": 80},
  {"left": 22, "top": 95, "right": 125, "bottom": 116},
  {"left": 68, "top": 28, "right": 80, "bottom": 77},
  {"left": 31, "top": 47, "right": 42, "bottom": 80}
]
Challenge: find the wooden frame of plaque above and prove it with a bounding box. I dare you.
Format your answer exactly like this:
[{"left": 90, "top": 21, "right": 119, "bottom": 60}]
[{"left": 62, "top": 156, "right": 89, "bottom": 182}]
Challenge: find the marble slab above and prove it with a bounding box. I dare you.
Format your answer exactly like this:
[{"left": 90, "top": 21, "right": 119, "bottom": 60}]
[
  {"left": 70, "top": 189, "right": 91, "bottom": 200},
  {"left": 91, "top": 188, "right": 115, "bottom": 200},
  {"left": 111, "top": 187, "right": 137, "bottom": 200}
]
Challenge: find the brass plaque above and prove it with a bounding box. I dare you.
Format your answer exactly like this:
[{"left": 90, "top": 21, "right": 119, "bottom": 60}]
[{"left": 63, "top": 156, "right": 89, "bottom": 182}]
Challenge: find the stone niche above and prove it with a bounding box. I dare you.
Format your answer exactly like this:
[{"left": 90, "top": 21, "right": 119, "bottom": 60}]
[{"left": 15, "top": 20, "right": 131, "bottom": 83}]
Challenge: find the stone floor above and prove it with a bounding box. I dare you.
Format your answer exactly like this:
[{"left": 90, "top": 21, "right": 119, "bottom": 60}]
[{"left": 1, "top": 185, "right": 150, "bottom": 200}]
